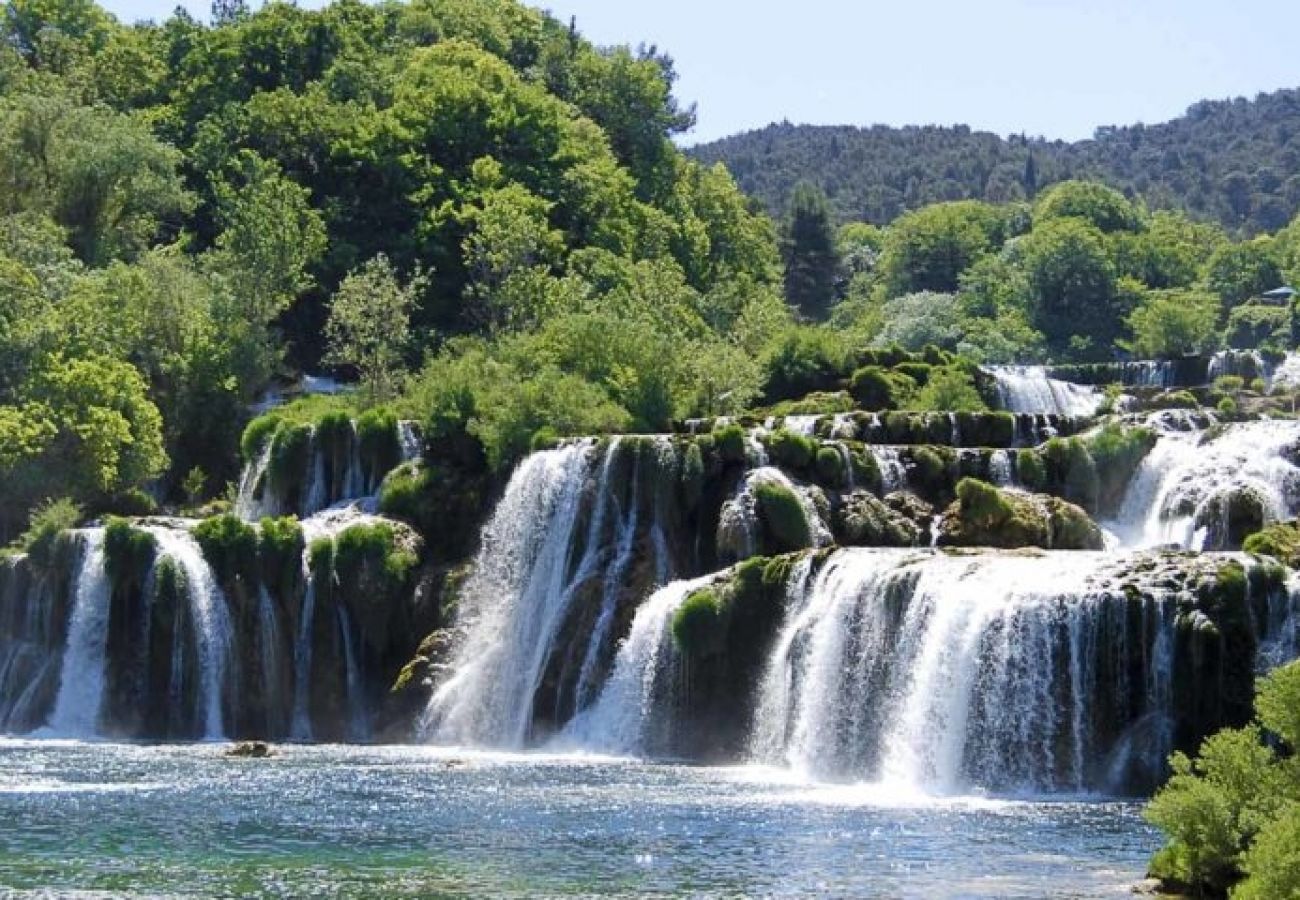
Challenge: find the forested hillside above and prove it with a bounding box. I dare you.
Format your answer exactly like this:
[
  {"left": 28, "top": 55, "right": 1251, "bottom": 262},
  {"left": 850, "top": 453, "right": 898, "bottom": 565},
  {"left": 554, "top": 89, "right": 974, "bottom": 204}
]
[
  {"left": 692, "top": 89, "right": 1300, "bottom": 234},
  {"left": 0, "top": 0, "right": 782, "bottom": 541}
]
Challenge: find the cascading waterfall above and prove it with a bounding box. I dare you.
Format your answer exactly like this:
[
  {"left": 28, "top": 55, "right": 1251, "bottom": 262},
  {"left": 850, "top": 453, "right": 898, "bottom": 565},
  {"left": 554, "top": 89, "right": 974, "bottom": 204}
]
[
  {"left": 1108, "top": 419, "right": 1300, "bottom": 549},
  {"left": 989, "top": 366, "right": 1102, "bottom": 417},
  {"left": 563, "top": 575, "right": 715, "bottom": 755},
  {"left": 871, "top": 447, "right": 908, "bottom": 493},
  {"left": 422, "top": 442, "right": 600, "bottom": 746},
  {"left": 144, "top": 527, "right": 234, "bottom": 740},
  {"left": 43, "top": 531, "right": 111, "bottom": 737},
  {"left": 746, "top": 549, "right": 1230, "bottom": 793}
]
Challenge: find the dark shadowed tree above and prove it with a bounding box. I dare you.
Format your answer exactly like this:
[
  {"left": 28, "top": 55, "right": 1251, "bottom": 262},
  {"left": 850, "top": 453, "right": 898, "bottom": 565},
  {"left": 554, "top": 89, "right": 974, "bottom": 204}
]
[{"left": 782, "top": 181, "right": 838, "bottom": 319}]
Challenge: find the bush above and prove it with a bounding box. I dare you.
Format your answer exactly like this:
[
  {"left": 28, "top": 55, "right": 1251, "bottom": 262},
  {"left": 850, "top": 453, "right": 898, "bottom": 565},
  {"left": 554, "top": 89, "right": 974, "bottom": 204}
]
[
  {"left": 1214, "top": 375, "right": 1245, "bottom": 395},
  {"left": 1217, "top": 396, "right": 1238, "bottom": 417},
  {"left": 754, "top": 481, "right": 812, "bottom": 552},
  {"left": 1042, "top": 437, "right": 1099, "bottom": 510},
  {"left": 193, "top": 514, "right": 258, "bottom": 586},
  {"left": 911, "top": 446, "right": 951, "bottom": 497},
  {"left": 1084, "top": 424, "right": 1155, "bottom": 516},
  {"left": 768, "top": 429, "right": 816, "bottom": 470},
  {"left": 849, "top": 366, "right": 917, "bottom": 410},
  {"left": 13, "top": 498, "right": 82, "bottom": 566},
  {"left": 895, "top": 362, "right": 932, "bottom": 386},
  {"left": 907, "top": 366, "right": 987, "bottom": 413},
  {"left": 760, "top": 327, "right": 851, "bottom": 404},
  {"left": 671, "top": 587, "right": 725, "bottom": 657},
  {"left": 1145, "top": 662, "right": 1300, "bottom": 898},
  {"left": 101, "top": 488, "right": 158, "bottom": 518},
  {"left": 103, "top": 518, "right": 156, "bottom": 596},
  {"left": 1225, "top": 304, "right": 1290, "bottom": 352},
  {"left": 1149, "top": 390, "right": 1200, "bottom": 410},
  {"left": 955, "top": 477, "right": 1012, "bottom": 528}
]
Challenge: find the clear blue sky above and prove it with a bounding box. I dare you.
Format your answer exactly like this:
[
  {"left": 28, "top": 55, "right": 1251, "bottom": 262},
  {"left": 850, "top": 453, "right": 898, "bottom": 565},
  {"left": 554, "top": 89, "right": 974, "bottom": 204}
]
[{"left": 100, "top": 0, "right": 1300, "bottom": 145}]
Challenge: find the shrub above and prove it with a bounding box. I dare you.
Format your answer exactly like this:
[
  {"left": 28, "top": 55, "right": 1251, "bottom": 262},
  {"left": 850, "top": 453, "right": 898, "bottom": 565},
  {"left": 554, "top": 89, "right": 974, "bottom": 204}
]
[
  {"left": 849, "top": 366, "right": 917, "bottom": 410},
  {"left": 1225, "top": 304, "right": 1290, "bottom": 352},
  {"left": 1084, "top": 424, "right": 1155, "bottom": 515},
  {"left": 14, "top": 498, "right": 82, "bottom": 567},
  {"left": 907, "top": 367, "right": 988, "bottom": 413},
  {"left": 760, "top": 327, "right": 851, "bottom": 404},
  {"left": 1213, "top": 375, "right": 1245, "bottom": 395},
  {"left": 911, "top": 446, "right": 950, "bottom": 497},
  {"left": 713, "top": 424, "right": 747, "bottom": 464},
  {"left": 754, "top": 481, "right": 812, "bottom": 552},
  {"left": 1149, "top": 390, "right": 1200, "bottom": 410},
  {"left": 768, "top": 429, "right": 816, "bottom": 470},
  {"left": 529, "top": 426, "right": 560, "bottom": 452},
  {"left": 1145, "top": 662, "right": 1300, "bottom": 898},
  {"left": 895, "top": 362, "right": 932, "bottom": 386},
  {"left": 193, "top": 515, "right": 258, "bottom": 586},
  {"left": 1217, "top": 396, "right": 1238, "bottom": 417},
  {"left": 671, "top": 587, "right": 725, "bottom": 657},
  {"left": 1043, "top": 437, "right": 1099, "bottom": 510},
  {"left": 850, "top": 447, "right": 883, "bottom": 495},
  {"left": 955, "top": 477, "right": 1012, "bottom": 528},
  {"left": 103, "top": 488, "right": 158, "bottom": 518}
]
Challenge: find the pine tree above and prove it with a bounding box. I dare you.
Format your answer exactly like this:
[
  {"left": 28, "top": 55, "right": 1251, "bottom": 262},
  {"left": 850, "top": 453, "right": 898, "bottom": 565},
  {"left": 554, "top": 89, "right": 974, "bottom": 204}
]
[{"left": 782, "top": 181, "right": 839, "bottom": 319}]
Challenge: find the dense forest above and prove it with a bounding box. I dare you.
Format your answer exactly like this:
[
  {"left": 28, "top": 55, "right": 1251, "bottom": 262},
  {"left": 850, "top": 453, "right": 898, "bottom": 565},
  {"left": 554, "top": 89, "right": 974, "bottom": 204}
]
[
  {"left": 692, "top": 89, "right": 1300, "bottom": 235},
  {"left": 4, "top": 0, "right": 1300, "bottom": 550}
]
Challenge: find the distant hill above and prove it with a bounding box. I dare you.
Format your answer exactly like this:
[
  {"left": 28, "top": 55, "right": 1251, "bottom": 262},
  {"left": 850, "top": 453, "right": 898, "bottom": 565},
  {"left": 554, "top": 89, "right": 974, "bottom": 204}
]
[{"left": 691, "top": 88, "right": 1300, "bottom": 234}]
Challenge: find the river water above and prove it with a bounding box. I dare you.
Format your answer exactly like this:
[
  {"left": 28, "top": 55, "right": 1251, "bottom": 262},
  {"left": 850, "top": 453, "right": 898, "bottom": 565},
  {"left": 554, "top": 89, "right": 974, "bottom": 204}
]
[{"left": 0, "top": 740, "right": 1156, "bottom": 898}]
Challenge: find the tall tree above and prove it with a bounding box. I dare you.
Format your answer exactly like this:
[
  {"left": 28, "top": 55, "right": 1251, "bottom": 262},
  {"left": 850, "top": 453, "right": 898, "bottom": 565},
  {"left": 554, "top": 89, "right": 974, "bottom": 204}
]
[
  {"left": 324, "top": 254, "right": 424, "bottom": 404},
  {"left": 782, "top": 181, "right": 838, "bottom": 319}
]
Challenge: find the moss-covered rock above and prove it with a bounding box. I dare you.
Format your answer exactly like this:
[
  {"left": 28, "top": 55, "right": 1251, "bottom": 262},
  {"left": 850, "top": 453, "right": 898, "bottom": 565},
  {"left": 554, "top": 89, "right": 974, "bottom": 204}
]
[
  {"left": 1084, "top": 423, "right": 1157, "bottom": 517},
  {"left": 1243, "top": 520, "right": 1300, "bottom": 567},
  {"left": 672, "top": 587, "right": 725, "bottom": 658},
  {"left": 936, "top": 478, "right": 1103, "bottom": 550},
  {"left": 193, "top": 515, "right": 259, "bottom": 587},
  {"left": 835, "top": 491, "right": 922, "bottom": 547},
  {"left": 814, "top": 446, "right": 846, "bottom": 488},
  {"left": 849, "top": 366, "right": 918, "bottom": 410},
  {"left": 754, "top": 481, "right": 813, "bottom": 552},
  {"left": 713, "top": 424, "right": 747, "bottom": 464},
  {"left": 357, "top": 408, "right": 401, "bottom": 488},
  {"left": 1194, "top": 487, "right": 1271, "bottom": 550},
  {"left": 767, "top": 429, "right": 816, "bottom": 471}
]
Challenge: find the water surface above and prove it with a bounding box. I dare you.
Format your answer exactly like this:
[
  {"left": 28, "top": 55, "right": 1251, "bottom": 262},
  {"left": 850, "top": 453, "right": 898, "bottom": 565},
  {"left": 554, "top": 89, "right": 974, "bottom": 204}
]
[{"left": 0, "top": 740, "right": 1158, "bottom": 898}]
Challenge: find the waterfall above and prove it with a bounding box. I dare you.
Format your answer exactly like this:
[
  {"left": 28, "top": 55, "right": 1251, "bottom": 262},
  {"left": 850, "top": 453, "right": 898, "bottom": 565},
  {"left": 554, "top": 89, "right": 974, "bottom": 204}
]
[
  {"left": 290, "top": 575, "right": 316, "bottom": 741},
  {"left": 747, "top": 549, "right": 1199, "bottom": 793},
  {"left": 44, "top": 531, "right": 111, "bottom": 737},
  {"left": 423, "top": 442, "right": 597, "bottom": 746},
  {"left": 563, "top": 575, "right": 715, "bottom": 755},
  {"left": 0, "top": 554, "right": 67, "bottom": 733},
  {"left": 337, "top": 606, "right": 369, "bottom": 742},
  {"left": 235, "top": 441, "right": 274, "bottom": 521},
  {"left": 1107, "top": 420, "right": 1300, "bottom": 549},
  {"left": 145, "top": 527, "right": 234, "bottom": 740},
  {"left": 989, "top": 366, "right": 1102, "bottom": 417},
  {"left": 782, "top": 415, "right": 820, "bottom": 436},
  {"left": 988, "top": 449, "right": 1013, "bottom": 486},
  {"left": 871, "top": 447, "right": 908, "bottom": 493}
]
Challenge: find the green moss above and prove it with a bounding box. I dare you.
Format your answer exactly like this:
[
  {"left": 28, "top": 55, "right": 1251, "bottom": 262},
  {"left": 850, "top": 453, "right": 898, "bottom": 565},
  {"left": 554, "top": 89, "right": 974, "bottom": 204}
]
[
  {"left": 815, "top": 446, "right": 845, "bottom": 487},
  {"left": 912, "top": 446, "right": 951, "bottom": 497},
  {"left": 766, "top": 392, "right": 854, "bottom": 416},
  {"left": 152, "top": 555, "right": 187, "bottom": 611},
  {"left": 13, "top": 498, "right": 82, "bottom": 568},
  {"left": 241, "top": 414, "right": 283, "bottom": 462},
  {"left": 895, "top": 361, "right": 932, "bottom": 386},
  {"left": 103, "top": 517, "right": 157, "bottom": 596},
  {"left": 679, "top": 442, "right": 705, "bottom": 512},
  {"left": 334, "top": 522, "right": 417, "bottom": 587},
  {"left": 754, "top": 481, "right": 812, "bottom": 552},
  {"left": 530, "top": 426, "right": 561, "bottom": 452},
  {"left": 955, "top": 477, "right": 1012, "bottom": 527},
  {"left": 1243, "top": 521, "right": 1300, "bottom": 567},
  {"left": 849, "top": 446, "right": 883, "bottom": 495},
  {"left": 768, "top": 429, "right": 816, "bottom": 470},
  {"left": 835, "top": 491, "right": 919, "bottom": 546},
  {"left": 258, "top": 516, "right": 304, "bottom": 597},
  {"left": 193, "top": 515, "right": 259, "bottom": 587},
  {"left": 1016, "top": 448, "right": 1047, "bottom": 491},
  {"left": 671, "top": 587, "right": 725, "bottom": 658},
  {"left": 269, "top": 424, "right": 312, "bottom": 502},
  {"left": 849, "top": 366, "right": 918, "bottom": 410},
  {"left": 1149, "top": 390, "right": 1200, "bottom": 410},
  {"left": 1084, "top": 424, "right": 1156, "bottom": 516},
  {"left": 1043, "top": 437, "right": 1099, "bottom": 511},
  {"left": 713, "top": 424, "right": 747, "bottom": 464},
  {"left": 357, "top": 408, "right": 400, "bottom": 484}
]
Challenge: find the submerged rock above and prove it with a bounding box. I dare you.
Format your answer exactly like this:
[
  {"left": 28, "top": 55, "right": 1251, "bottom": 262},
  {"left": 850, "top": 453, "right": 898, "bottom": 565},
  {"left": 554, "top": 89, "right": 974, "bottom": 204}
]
[{"left": 227, "top": 741, "right": 274, "bottom": 758}]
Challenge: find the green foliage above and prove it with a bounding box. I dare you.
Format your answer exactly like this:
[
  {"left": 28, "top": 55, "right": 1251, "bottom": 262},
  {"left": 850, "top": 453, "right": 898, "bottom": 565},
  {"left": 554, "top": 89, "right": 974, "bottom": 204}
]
[
  {"left": 712, "top": 424, "right": 747, "bottom": 464},
  {"left": 1243, "top": 522, "right": 1300, "bottom": 568},
  {"left": 849, "top": 366, "right": 917, "bottom": 411},
  {"left": 878, "top": 201, "right": 1006, "bottom": 296},
  {"left": 695, "top": 91, "right": 1300, "bottom": 235},
  {"left": 760, "top": 326, "right": 850, "bottom": 404},
  {"left": 754, "top": 481, "right": 812, "bottom": 552},
  {"left": 1084, "top": 424, "right": 1156, "bottom": 515},
  {"left": 102, "top": 517, "right": 156, "bottom": 595},
  {"left": 1127, "top": 288, "right": 1221, "bottom": 358},
  {"left": 1042, "top": 437, "right": 1099, "bottom": 511},
  {"left": 257, "top": 515, "right": 303, "bottom": 597},
  {"left": 955, "top": 477, "right": 1012, "bottom": 528},
  {"left": 1205, "top": 238, "right": 1282, "bottom": 310},
  {"left": 767, "top": 429, "right": 815, "bottom": 471},
  {"left": 906, "top": 366, "right": 987, "bottom": 413},
  {"left": 1225, "top": 304, "right": 1291, "bottom": 351},
  {"left": 357, "top": 407, "right": 400, "bottom": 484},
  {"left": 193, "top": 514, "right": 258, "bottom": 586},
  {"left": 815, "top": 446, "right": 845, "bottom": 487},
  {"left": 325, "top": 255, "right": 423, "bottom": 404},
  {"left": 11, "top": 497, "right": 81, "bottom": 565},
  {"left": 911, "top": 446, "right": 950, "bottom": 497},
  {"left": 1019, "top": 217, "right": 1120, "bottom": 357},
  {"left": 1033, "top": 180, "right": 1141, "bottom": 234},
  {"left": 1145, "top": 662, "right": 1300, "bottom": 898},
  {"left": 671, "top": 587, "right": 724, "bottom": 658},
  {"left": 1016, "top": 448, "right": 1047, "bottom": 491},
  {"left": 782, "top": 182, "right": 839, "bottom": 319}
]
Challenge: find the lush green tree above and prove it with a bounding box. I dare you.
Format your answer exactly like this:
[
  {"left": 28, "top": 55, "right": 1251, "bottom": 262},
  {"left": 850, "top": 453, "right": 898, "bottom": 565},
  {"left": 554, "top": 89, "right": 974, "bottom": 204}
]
[
  {"left": 872, "top": 291, "right": 964, "bottom": 352},
  {"left": 1018, "top": 217, "right": 1120, "bottom": 357},
  {"left": 781, "top": 181, "right": 838, "bottom": 319},
  {"left": 1126, "top": 288, "right": 1221, "bottom": 358},
  {"left": 325, "top": 254, "right": 424, "bottom": 404},
  {"left": 878, "top": 200, "right": 1006, "bottom": 297},
  {"left": 1032, "top": 179, "right": 1142, "bottom": 233},
  {"left": 1205, "top": 237, "right": 1284, "bottom": 311}
]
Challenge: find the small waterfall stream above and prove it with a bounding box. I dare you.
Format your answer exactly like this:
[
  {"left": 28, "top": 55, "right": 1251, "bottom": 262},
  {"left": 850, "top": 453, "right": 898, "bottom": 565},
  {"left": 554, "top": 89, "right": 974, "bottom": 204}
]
[
  {"left": 43, "top": 532, "right": 111, "bottom": 737},
  {"left": 989, "top": 366, "right": 1103, "bottom": 417}
]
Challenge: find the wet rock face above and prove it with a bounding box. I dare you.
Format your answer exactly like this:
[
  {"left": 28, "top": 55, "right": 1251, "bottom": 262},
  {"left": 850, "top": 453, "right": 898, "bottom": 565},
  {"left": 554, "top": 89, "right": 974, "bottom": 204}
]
[{"left": 834, "top": 491, "right": 923, "bottom": 547}]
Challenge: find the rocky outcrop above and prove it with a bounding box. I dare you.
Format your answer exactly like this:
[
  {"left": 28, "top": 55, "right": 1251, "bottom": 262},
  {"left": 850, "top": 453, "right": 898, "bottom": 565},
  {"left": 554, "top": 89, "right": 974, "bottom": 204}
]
[{"left": 936, "top": 478, "right": 1104, "bottom": 550}]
